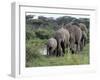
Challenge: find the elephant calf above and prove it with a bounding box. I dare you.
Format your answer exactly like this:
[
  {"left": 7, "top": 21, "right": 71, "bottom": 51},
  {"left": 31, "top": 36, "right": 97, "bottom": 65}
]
[{"left": 47, "top": 38, "right": 57, "bottom": 56}]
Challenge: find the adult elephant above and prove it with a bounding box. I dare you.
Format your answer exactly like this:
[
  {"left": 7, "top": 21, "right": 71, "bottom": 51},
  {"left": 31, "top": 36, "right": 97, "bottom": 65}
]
[
  {"left": 54, "top": 27, "right": 70, "bottom": 56},
  {"left": 79, "top": 23, "right": 88, "bottom": 34},
  {"left": 64, "top": 23, "right": 82, "bottom": 54},
  {"left": 79, "top": 23, "right": 88, "bottom": 49},
  {"left": 47, "top": 38, "right": 57, "bottom": 56},
  {"left": 71, "top": 22, "right": 88, "bottom": 50}
]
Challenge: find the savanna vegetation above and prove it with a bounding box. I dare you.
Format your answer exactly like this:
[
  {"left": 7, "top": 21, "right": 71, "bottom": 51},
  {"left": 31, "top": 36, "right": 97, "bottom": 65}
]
[{"left": 26, "top": 14, "right": 90, "bottom": 67}]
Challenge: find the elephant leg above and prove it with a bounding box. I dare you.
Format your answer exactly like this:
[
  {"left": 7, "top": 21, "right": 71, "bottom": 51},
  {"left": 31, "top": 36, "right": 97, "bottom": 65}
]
[
  {"left": 50, "top": 50, "right": 53, "bottom": 56},
  {"left": 67, "top": 43, "right": 70, "bottom": 54},
  {"left": 70, "top": 40, "right": 76, "bottom": 54},
  {"left": 56, "top": 41, "right": 61, "bottom": 56},
  {"left": 56, "top": 41, "right": 59, "bottom": 56},
  {"left": 84, "top": 38, "right": 87, "bottom": 46},
  {"left": 57, "top": 49, "right": 61, "bottom": 56},
  {"left": 54, "top": 47, "right": 57, "bottom": 56},
  {"left": 61, "top": 41, "right": 65, "bottom": 55},
  {"left": 77, "top": 42, "right": 81, "bottom": 53},
  {"left": 82, "top": 39, "right": 85, "bottom": 49},
  {"left": 54, "top": 47, "right": 58, "bottom": 56},
  {"left": 58, "top": 47, "right": 62, "bottom": 56},
  {"left": 53, "top": 50, "right": 55, "bottom": 56},
  {"left": 49, "top": 47, "right": 53, "bottom": 56},
  {"left": 80, "top": 39, "right": 84, "bottom": 51},
  {"left": 76, "top": 44, "right": 78, "bottom": 54},
  {"left": 56, "top": 40, "right": 63, "bottom": 57},
  {"left": 47, "top": 48, "right": 49, "bottom": 56}
]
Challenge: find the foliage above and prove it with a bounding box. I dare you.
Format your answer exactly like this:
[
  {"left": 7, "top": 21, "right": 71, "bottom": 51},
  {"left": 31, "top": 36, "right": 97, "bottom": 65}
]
[
  {"left": 35, "top": 28, "right": 54, "bottom": 39},
  {"left": 26, "top": 42, "right": 41, "bottom": 62},
  {"left": 26, "top": 44, "right": 89, "bottom": 67},
  {"left": 56, "top": 16, "right": 76, "bottom": 25},
  {"left": 26, "top": 31, "right": 36, "bottom": 40},
  {"left": 26, "top": 39, "right": 48, "bottom": 63}
]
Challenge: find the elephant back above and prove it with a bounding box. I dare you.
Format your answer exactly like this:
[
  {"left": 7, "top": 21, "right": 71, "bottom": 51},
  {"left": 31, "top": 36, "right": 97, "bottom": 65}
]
[
  {"left": 65, "top": 23, "right": 82, "bottom": 43},
  {"left": 47, "top": 38, "right": 57, "bottom": 48},
  {"left": 54, "top": 27, "right": 70, "bottom": 43}
]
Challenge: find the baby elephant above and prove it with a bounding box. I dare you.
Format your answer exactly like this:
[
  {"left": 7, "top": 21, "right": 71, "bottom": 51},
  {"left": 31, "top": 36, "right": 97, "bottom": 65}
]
[{"left": 47, "top": 38, "right": 57, "bottom": 56}]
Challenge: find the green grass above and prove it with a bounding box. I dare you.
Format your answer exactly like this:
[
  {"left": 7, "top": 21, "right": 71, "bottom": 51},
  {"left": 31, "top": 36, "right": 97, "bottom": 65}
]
[{"left": 26, "top": 44, "right": 89, "bottom": 67}]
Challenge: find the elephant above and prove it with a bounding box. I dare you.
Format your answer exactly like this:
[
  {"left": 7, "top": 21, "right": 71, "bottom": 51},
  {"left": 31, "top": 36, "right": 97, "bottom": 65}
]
[
  {"left": 79, "top": 23, "right": 88, "bottom": 34},
  {"left": 54, "top": 27, "right": 70, "bottom": 56},
  {"left": 70, "top": 22, "right": 88, "bottom": 50},
  {"left": 64, "top": 23, "right": 82, "bottom": 54},
  {"left": 71, "top": 19, "right": 88, "bottom": 34},
  {"left": 80, "top": 31, "right": 88, "bottom": 50},
  {"left": 79, "top": 23, "right": 88, "bottom": 50},
  {"left": 47, "top": 38, "right": 57, "bottom": 56}
]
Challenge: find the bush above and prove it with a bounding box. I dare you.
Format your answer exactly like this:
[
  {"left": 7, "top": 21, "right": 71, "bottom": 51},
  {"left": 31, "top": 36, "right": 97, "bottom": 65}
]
[
  {"left": 26, "top": 31, "right": 36, "bottom": 40},
  {"left": 35, "top": 28, "right": 53, "bottom": 39},
  {"left": 26, "top": 43, "right": 41, "bottom": 62}
]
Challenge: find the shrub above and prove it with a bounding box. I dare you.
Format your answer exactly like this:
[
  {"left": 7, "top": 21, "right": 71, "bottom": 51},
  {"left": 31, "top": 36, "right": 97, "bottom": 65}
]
[
  {"left": 26, "top": 44, "right": 41, "bottom": 62},
  {"left": 26, "top": 31, "right": 36, "bottom": 40},
  {"left": 35, "top": 28, "right": 53, "bottom": 39}
]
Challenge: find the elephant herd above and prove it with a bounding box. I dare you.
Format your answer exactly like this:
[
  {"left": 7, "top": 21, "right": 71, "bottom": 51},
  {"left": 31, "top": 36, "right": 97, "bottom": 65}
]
[{"left": 47, "top": 22, "right": 88, "bottom": 57}]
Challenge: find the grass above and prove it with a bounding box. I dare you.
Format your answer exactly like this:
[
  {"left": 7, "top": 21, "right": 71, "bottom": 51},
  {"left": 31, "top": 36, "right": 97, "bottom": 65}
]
[{"left": 26, "top": 44, "right": 89, "bottom": 67}]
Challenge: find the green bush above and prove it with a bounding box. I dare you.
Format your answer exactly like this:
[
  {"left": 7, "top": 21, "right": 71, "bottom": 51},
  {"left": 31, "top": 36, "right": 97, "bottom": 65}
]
[
  {"left": 26, "top": 43, "right": 41, "bottom": 62},
  {"left": 35, "top": 28, "right": 53, "bottom": 39},
  {"left": 26, "top": 44, "right": 89, "bottom": 67},
  {"left": 26, "top": 31, "right": 36, "bottom": 40}
]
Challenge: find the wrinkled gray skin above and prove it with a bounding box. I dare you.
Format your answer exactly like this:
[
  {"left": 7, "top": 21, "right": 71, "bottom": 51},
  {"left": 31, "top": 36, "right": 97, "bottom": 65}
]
[
  {"left": 47, "top": 38, "right": 57, "bottom": 56},
  {"left": 70, "top": 22, "right": 88, "bottom": 50},
  {"left": 54, "top": 27, "right": 70, "bottom": 56},
  {"left": 80, "top": 31, "right": 88, "bottom": 50},
  {"left": 79, "top": 23, "right": 88, "bottom": 34},
  {"left": 64, "top": 23, "right": 82, "bottom": 54},
  {"left": 79, "top": 23, "right": 88, "bottom": 50}
]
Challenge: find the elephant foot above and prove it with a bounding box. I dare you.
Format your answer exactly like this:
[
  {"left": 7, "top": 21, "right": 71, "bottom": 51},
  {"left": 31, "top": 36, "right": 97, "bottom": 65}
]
[
  {"left": 62, "top": 54, "right": 64, "bottom": 56},
  {"left": 61, "top": 52, "right": 64, "bottom": 56}
]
